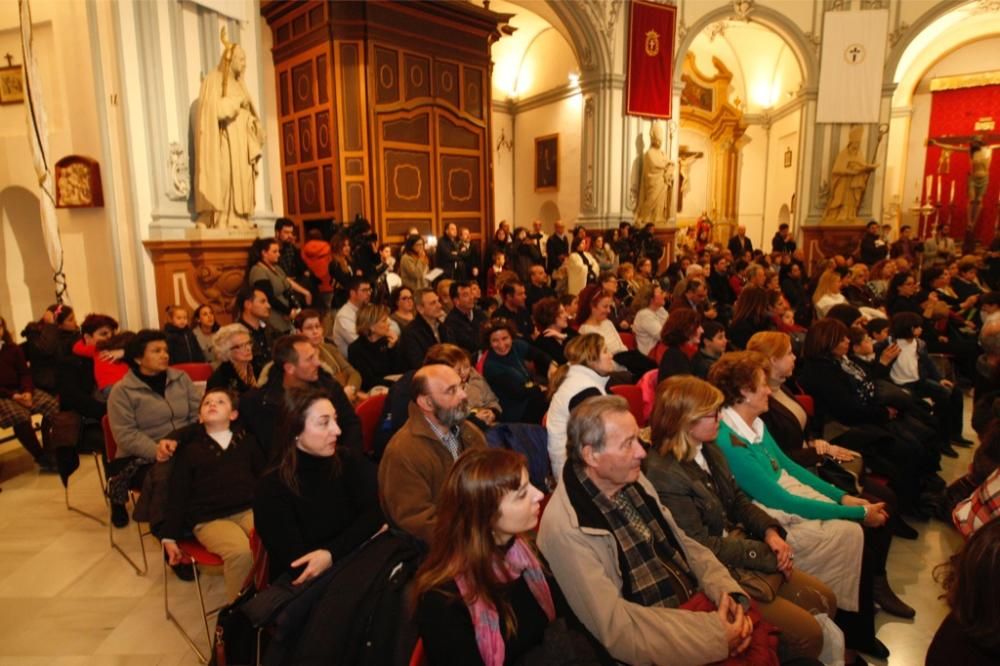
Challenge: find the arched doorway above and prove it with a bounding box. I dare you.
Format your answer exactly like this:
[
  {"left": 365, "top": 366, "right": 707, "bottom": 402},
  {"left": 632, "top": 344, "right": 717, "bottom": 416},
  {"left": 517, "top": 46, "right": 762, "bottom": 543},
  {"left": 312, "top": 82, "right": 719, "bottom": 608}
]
[
  {"left": 675, "top": 17, "right": 805, "bottom": 251},
  {"left": 885, "top": 2, "right": 1000, "bottom": 247},
  {"left": 0, "top": 186, "right": 57, "bottom": 329}
]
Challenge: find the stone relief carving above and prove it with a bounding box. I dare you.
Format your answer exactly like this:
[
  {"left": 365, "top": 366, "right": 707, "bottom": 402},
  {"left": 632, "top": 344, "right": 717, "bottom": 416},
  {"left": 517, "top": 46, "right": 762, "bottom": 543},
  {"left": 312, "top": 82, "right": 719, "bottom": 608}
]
[
  {"left": 583, "top": 96, "right": 596, "bottom": 211},
  {"left": 974, "top": 0, "right": 1000, "bottom": 13},
  {"left": 859, "top": 0, "right": 885, "bottom": 9},
  {"left": 195, "top": 261, "right": 246, "bottom": 315},
  {"left": 888, "top": 22, "right": 910, "bottom": 47},
  {"left": 707, "top": 22, "right": 727, "bottom": 42},
  {"left": 166, "top": 142, "right": 191, "bottom": 201},
  {"left": 804, "top": 31, "right": 822, "bottom": 53},
  {"left": 817, "top": 180, "right": 831, "bottom": 210},
  {"left": 732, "top": 0, "right": 754, "bottom": 22},
  {"left": 827, "top": 0, "right": 849, "bottom": 11}
]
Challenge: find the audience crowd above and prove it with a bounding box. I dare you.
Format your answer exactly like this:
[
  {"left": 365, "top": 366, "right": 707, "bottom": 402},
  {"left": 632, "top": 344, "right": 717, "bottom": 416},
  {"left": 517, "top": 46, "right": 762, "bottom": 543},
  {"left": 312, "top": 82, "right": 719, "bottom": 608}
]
[{"left": 3, "top": 215, "right": 1000, "bottom": 665}]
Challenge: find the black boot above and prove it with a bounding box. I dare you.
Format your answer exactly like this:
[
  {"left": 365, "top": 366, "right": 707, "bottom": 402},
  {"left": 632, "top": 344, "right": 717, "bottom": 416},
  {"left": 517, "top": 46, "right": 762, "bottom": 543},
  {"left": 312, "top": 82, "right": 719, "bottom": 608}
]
[
  {"left": 12, "top": 422, "right": 56, "bottom": 473},
  {"left": 873, "top": 575, "right": 915, "bottom": 619}
]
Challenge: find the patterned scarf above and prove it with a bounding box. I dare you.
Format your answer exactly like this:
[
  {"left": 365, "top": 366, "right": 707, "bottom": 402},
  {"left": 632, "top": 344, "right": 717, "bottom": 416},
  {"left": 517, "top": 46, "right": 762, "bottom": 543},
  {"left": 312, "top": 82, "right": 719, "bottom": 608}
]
[
  {"left": 837, "top": 355, "right": 875, "bottom": 404},
  {"left": 454, "top": 536, "right": 555, "bottom": 666},
  {"left": 574, "top": 465, "right": 695, "bottom": 608}
]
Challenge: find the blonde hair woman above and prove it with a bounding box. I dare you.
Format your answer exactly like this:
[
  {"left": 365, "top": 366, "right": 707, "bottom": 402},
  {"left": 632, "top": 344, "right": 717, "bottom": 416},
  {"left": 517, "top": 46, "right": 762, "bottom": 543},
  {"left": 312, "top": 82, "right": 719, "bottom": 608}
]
[
  {"left": 544, "top": 333, "right": 615, "bottom": 482},
  {"left": 811, "top": 269, "right": 847, "bottom": 318},
  {"left": 643, "top": 375, "right": 837, "bottom": 662}
]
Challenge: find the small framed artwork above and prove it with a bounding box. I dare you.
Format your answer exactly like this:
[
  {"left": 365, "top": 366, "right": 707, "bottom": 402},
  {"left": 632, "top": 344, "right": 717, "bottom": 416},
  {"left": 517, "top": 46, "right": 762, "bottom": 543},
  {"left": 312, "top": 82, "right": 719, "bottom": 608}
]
[
  {"left": 783, "top": 147, "right": 793, "bottom": 168},
  {"left": 534, "top": 134, "right": 558, "bottom": 192},
  {"left": 55, "top": 155, "right": 104, "bottom": 208},
  {"left": 0, "top": 63, "right": 25, "bottom": 105}
]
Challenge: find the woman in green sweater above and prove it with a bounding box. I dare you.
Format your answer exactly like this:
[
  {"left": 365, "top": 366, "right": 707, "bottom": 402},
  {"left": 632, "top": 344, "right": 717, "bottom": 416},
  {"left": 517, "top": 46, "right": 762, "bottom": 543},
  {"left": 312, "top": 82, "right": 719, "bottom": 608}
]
[{"left": 708, "top": 351, "right": 900, "bottom": 664}]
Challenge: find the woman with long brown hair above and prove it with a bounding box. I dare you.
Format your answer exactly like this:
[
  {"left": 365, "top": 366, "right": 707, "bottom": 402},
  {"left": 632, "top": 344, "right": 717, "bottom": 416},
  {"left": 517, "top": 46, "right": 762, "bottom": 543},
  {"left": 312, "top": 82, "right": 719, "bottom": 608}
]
[
  {"left": 414, "top": 448, "right": 580, "bottom": 665},
  {"left": 728, "top": 286, "right": 777, "bottom": 350},
  {"left": 253, "top": 388, "right": 383, "bottom": 582}
]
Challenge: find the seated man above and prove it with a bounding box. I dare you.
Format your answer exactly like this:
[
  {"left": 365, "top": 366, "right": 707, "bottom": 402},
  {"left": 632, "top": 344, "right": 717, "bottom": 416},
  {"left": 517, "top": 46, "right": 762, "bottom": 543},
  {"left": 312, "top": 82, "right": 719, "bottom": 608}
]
[
  {"left": 378, "top": 364, "right": 485, "bottom": 544},
  {"left": 537, "top": 395, "right": 765, "bottom": 665},
  {"left": 398, "top": 288, "right": 444, "bottom": 370},
  {"left": 162, "top": 388, "right": 264, "bottom": 601}
]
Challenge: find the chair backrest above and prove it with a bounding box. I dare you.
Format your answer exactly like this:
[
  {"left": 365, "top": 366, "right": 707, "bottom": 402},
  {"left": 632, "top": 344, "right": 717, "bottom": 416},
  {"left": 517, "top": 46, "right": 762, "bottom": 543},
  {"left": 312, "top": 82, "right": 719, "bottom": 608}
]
[
  {"left": 101, "top": 414, "right": 119, "bottom": 462},
  {"left": 171, "top": 363, "right": 213, "bottom": 382},
  {"left": 648, "top": 341, "right": 666, "bottom": 365},
  {"left": 355, "top": 393, "right": 388, "bottom": 455},
  {"left": 610, "top": 384, "right": 646, "bottom": 427},
  {"left": 408, "top": 638, "right": 427, "bottom": 666},
  {"left": 619, "top": 331, "right": 637, "bottom": 351}
]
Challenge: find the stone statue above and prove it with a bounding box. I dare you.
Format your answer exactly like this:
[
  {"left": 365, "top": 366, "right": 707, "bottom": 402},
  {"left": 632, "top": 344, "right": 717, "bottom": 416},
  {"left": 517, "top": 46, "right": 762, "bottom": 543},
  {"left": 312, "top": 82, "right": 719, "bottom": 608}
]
[
  {"left": 823, "top": 124, "right": 877, "bottom": 223},
  {"left": 195, "top": 29, "right": 263, "bottom": 229},
  {"left": 635, "top": 122, "right": 674, "bottom": 225}
]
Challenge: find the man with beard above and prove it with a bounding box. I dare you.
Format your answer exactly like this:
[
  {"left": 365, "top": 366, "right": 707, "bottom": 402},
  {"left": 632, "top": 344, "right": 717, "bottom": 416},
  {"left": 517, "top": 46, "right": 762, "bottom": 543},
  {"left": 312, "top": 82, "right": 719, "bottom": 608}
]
[{"left": 378, "top": 364, "right": 486, "bottom": 544}]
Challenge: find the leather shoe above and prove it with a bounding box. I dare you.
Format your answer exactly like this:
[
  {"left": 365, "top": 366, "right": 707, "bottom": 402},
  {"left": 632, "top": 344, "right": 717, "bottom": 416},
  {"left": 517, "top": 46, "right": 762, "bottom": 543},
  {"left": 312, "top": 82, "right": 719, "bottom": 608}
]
[
  {"left": 874, "top": 576, "right": 915, "bottom": 619},
  {"left": 858, "top": 637, "right": 890, "bottom": 660},
  {"left": 110, "top": 503, "right": 129, "bottom": 528},
  {"left": 892, "top": 518, "right": 919, "bottom": 540}
]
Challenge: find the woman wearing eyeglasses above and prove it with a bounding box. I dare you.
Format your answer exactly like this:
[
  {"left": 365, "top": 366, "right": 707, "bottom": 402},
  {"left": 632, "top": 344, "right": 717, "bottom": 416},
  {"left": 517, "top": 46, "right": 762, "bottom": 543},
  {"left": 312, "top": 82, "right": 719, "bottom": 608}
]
[{"left": 206, "top": 324, "right": 258, "bottom": 395}]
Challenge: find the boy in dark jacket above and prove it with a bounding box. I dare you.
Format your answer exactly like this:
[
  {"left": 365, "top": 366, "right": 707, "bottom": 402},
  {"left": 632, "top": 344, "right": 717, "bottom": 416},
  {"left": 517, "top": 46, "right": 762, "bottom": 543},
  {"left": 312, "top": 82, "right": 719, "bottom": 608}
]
[{"left": 162, "top": 388, "right": 264, "bottom": 601}]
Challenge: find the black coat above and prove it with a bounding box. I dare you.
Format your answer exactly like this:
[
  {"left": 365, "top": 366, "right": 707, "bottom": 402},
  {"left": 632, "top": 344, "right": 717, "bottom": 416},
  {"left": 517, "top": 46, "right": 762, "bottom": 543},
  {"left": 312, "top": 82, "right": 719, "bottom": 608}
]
[
  {"left": 859, "top": 233, "right": 887, "bottom": 266},
  {"left": 237, "top": 317, "right": 275, "bottom": 377},
  {"left": 546, "top": 234, "right": 570, "bottom": 273},
  {"left": 728, "top": 235, "right": 753, "bottom": 257},
  {"left": 57, "top": 345, "right": 106, "bottom": 420},
  {"left": 347, "top": 336, "right": 399, "bottom": 391},
  {"left": 206, "top": 361, "right": 255, "bottom": 396},
  {"left": 398, "top": 316, "right": 440, "bottom": 370},
  {"left": 440, "top": 307, "right": 487, "bottom": 356},
  {"left": 240, "top": 370, "right": 363, "bottom": 459},
  {"left": 798, "top": 355, "right": 889, "bottom": 427},
  {"left": 164, "top": 325, "right": 206, "bottom": 365},
  {"left": 494, "top": 304, "right": 534, "bottom": 338},
  {"left": 435, "top": 234, "right": 463, "bottom": 279}
]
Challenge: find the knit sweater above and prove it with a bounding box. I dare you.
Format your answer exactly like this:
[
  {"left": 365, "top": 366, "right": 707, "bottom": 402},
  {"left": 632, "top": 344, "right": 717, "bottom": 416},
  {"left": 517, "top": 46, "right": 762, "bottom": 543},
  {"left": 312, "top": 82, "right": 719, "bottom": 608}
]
[
  {"left": 253, "top": 448, "right": 384, "bottom": 580},
  {"left": 715, "top": 417, "right": 864, "bottom": 522}
]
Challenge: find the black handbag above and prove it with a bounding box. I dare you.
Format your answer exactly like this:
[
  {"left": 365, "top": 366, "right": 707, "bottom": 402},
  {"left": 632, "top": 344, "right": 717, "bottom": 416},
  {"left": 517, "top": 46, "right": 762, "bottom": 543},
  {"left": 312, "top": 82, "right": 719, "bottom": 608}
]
[
  {"left": 210, "top": 584, "right": 259, "bottom": 666},
  {"left": 816, "top": 457, "right": 863, "bottom": 495}
]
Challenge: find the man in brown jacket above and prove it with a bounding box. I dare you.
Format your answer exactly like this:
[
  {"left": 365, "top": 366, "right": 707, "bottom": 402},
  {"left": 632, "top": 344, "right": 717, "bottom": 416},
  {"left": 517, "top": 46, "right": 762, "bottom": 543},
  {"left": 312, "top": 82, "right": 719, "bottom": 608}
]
[
  {"left": 538, "top": 395, "right": 758, "bottom": 665},
  {"left": 377, "top": 364, "right": 485, "bottom": 544}
]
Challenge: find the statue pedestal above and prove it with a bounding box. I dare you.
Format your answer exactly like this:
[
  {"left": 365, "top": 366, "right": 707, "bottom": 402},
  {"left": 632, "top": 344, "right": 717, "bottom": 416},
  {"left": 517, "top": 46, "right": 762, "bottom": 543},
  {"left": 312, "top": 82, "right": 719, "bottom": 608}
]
[
  {"left": 800, "top": 223, "right": 865, "bottom": 275},
  {"left": 143, "top": 238, "right": 258, "bottom": 325}
]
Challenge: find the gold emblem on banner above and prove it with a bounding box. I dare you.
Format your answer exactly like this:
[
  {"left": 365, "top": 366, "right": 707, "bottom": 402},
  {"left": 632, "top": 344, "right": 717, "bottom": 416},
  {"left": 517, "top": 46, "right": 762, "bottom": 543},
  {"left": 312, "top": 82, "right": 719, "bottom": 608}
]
[
  {"left": 975, "top": 117, "right": 996, "bottom": 132},
  {"left": 645, "top": 30, "right": 660, "bottom": 57},
  {"left": 844, "top": 43, "right": 866, "bottom": 64}
]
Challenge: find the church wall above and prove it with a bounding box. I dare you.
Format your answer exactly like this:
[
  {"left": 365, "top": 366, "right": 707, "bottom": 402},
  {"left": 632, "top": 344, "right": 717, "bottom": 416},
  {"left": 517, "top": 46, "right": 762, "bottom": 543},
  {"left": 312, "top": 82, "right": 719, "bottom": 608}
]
[
  {"left": 763, "top": 110, "right": 801, "bottom": 247},
  {"left": 492, "top": 109, "right": 515, "bottom": 228},
  {"left": 0, "top": 0, "right": 117, "bottom": 333},
  {"left": 900, "top": 37, "right": 1000, "bottom": 218},
  {"left": 737, "top": 124, "right": 768, "bottom": 244},
  {"left": 512, "top": 94, "right": 583, "bottom": 228}
]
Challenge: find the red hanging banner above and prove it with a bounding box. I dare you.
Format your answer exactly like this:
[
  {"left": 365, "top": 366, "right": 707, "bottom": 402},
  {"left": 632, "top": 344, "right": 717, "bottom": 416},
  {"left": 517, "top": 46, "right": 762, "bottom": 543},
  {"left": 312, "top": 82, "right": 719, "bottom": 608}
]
[{"left": 626, "top": 0, "right": 677, "bottom": 119}]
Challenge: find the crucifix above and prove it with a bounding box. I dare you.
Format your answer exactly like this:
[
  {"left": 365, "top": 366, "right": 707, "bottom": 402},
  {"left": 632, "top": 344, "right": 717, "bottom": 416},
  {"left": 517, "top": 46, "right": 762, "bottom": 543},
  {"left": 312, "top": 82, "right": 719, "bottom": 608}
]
[
  {"left": 677, "top": 146, "right": 704, "bottom": 211},
  {"left": 847, "top": 46, "right": 862, "bottom": 63}
]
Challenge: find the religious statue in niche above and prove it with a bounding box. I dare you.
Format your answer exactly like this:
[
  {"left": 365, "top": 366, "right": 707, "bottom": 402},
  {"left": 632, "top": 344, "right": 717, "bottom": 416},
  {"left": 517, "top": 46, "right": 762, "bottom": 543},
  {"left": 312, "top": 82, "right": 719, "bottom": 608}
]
[
  {"left": 634, "top": 121, "right": 674, "bottom": 225},
  {"left": 823, "top": 125, "right": 878, "bottom": 223},
  {"left": 677, "top": 147, "right": 703, "bottom": 212},
  {"left": 54, "top": 155, "right": 104, "bottom": 208},
  {"left": 195, "top": 28, "right": 263, "bottom": 229}
]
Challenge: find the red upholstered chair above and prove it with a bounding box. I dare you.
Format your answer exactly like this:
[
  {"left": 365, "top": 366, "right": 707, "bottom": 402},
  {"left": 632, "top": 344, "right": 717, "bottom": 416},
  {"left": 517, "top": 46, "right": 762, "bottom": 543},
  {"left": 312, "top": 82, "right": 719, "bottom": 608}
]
[
  {"left": 171, "top": 363, "right": 213, "bottom": 382},
  {"left": 619, "top": 331, "right": 637, "bottom": 351},
  {"left": 164, "top": 538, "right": 227, "bottom": 663},
  {"left": 648, "top": 341, "right": 666, "bottom": 365},
  {"left": 408, "top": 638, "right": 427, "bottom": 666},
  {"left": 355, "top": 393, "right": 388, "bottom": 456},
  {"left": 610, "top": 384, "right": 647, "bottom": 427},
  {"left": 102, "top": 415, "right": 150, "bottom": 575}
]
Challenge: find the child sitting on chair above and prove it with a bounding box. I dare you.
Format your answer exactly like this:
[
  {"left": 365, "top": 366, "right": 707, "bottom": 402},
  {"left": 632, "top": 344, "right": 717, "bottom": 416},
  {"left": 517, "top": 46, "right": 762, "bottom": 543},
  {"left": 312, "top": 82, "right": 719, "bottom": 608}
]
[{"left": 161, "top": 388, "right": 264, "bottom": 601}]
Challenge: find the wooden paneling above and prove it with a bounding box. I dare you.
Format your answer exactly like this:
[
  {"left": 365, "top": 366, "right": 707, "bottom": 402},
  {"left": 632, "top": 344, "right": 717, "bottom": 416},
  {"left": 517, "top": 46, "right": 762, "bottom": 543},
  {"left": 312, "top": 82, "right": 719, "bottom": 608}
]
[{"left": 263, "top": 0, "right": 508, "bottom": 243}]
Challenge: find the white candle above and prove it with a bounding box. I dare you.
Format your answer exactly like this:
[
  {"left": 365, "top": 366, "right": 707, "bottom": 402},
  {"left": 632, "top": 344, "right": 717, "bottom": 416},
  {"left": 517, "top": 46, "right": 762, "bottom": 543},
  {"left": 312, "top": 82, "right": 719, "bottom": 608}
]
[
  {"left": 950, "top": 180, "right": 955, "bottom": 204},
  {"left": 936, "top": 177, "right": 942, "bottom": 203},
  {"left": 925, "top": 174, "right": 933, "bottom": 200}
]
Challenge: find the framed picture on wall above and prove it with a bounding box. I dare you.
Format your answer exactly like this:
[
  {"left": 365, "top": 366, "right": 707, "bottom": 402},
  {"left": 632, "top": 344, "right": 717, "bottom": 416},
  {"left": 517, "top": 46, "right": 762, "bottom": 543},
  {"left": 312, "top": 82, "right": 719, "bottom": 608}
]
[
  {"left": 784, "top": 147, "right": 793, "bottom": 168},
  {"left": 0, "top": 64, "right": 25, "bottom": 105},
  {"left": 534, "top": 134, "right": 558, "bottom": 191}
]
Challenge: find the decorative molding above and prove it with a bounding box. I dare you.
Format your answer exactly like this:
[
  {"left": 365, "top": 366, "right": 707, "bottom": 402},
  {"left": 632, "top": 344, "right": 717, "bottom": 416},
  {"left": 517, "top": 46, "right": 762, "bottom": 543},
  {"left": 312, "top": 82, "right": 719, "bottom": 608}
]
[
  {"left": 707, "top": 22, "right": 727, "bottom": 42},
  {"left": 582, "top": 95, "right": 596, "bottom": 211},
  {"left": 974, "top": 0, "right": 1000, "bottom": 13},
  {"left": 888, "top": 21, "right": 910, "bottom": 47},
  {"left": 931, "top": 70, "right": 1000, "bottom": 91},
  {"left": 803, "top": 31, "right": 822, "bottom": 54},
  {"left": 859, "top": 0, "right": 886, "bottom": 9},
  {"left": 165, "top": 142, "right": 190, "bottom": 201},
  {"left": 677, "top": 20, "right": 688, "bottom": 41},
  {"left": 732, "top": 0, "right": 754, "bottom": 22}
]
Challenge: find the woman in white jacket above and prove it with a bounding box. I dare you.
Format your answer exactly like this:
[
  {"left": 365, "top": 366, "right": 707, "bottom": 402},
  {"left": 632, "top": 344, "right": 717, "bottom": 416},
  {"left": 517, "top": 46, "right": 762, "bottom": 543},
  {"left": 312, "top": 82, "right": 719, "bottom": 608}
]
[
  {"left": 544, "top": 333, "right": 614, "bottom": 481},
  {"left": 565, "top": 235, "right": 598, "bottom": 296}
]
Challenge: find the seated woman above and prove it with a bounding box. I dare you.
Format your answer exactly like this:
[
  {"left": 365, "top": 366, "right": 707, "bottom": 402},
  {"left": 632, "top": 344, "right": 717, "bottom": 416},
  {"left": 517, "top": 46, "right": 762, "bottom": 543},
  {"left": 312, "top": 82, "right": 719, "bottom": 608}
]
[
  {"left": 798, "top": 319, "right": 941, "bottom": 519},
  {"left": 812, "top": 269, "right": 849, "bottom": 318},
  {"left": 531, "top": 297, "right": 578, "bottom": 366},
  {"left": 927, "top": 517, "right": 1000, "bottom": 665},
  {"left": 415, "top": 448, "right": 587, "bottom": 665},
  {"left": 107, "top": 330, "right": 201, "bottom": 523},
  {"left": 709, "top": 351, "right": 902, "bottom": 661},
  {"left": 631, "top": 284, "right": 669, "bottom": 356},
  {"left": 644, "top": 375, "right": 837, "bottom": 662},
  {"left": 191, "top": 304, "right": 219, "bottom": 365},
  {"left": 347, "top": 303, "right": 400, "bottom": 392},
  {"left": 728, "top": 286, "right": 777, "bottom": 350},
  {"left": 576, "top": 284, "right": 655, "bottom": 378},
  {"left": 388, "top": 286, "right": 416, "bottom": 339},
  {"left": 253, "top": 388, "right": 384, "bottom": 582},
  {"left": 656, "top": 308, "right": 702, "bottom": 382},
  {"left": 207, "top": 324, "right": 258, "bottom": 395},
  {"left": 20, "top": 303, "right": 79, "bottom": 393},
  {"left": 294, "top": 309, "right": 364, "bottom": 402},
  {"left": 545, "top": 333, "right": 614, "bottom": 482},
  {"left": 0, "top": 313, "right": 59, "bottom": 472},
  {"left": 161, "top": 388, "right": 264, "bottom": 601},
  {"left": 481, "top": 319, "right": 554, "bottom": 425}
]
